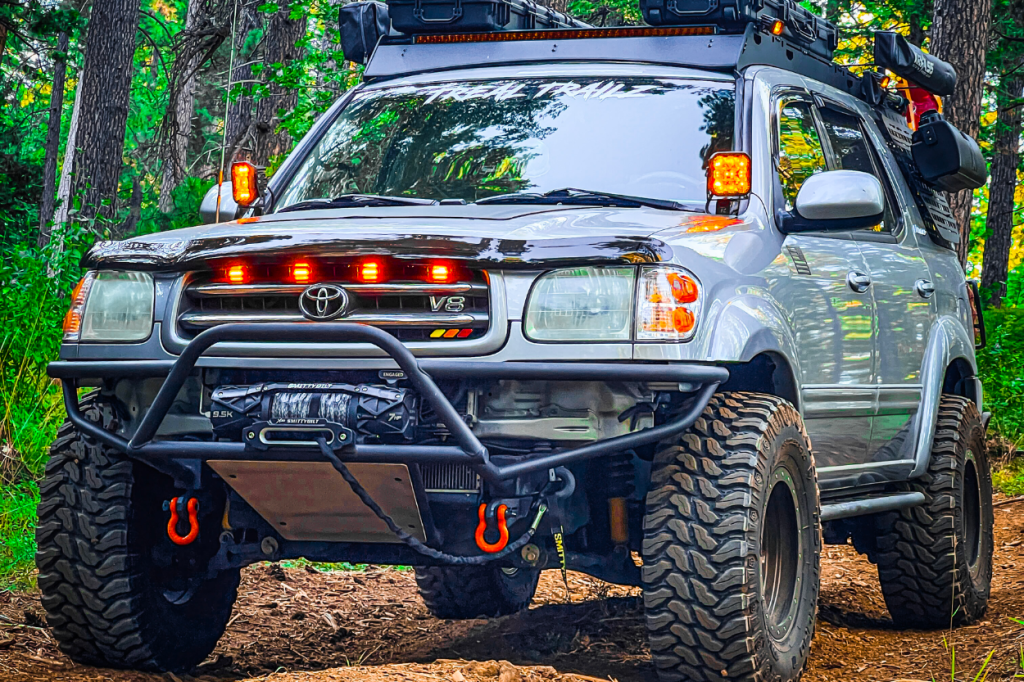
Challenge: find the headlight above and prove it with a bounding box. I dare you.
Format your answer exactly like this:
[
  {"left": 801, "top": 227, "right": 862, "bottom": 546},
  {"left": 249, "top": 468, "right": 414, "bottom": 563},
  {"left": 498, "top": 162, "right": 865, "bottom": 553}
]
[
  {"left": 524, "top": 267, "right": 634, "bottom": 341},
  {"left": 636, "top": 266, "right": 701, "bottom": 341},
  {"left": 63, "top": 271, "right": 155, "bottom": 342}
]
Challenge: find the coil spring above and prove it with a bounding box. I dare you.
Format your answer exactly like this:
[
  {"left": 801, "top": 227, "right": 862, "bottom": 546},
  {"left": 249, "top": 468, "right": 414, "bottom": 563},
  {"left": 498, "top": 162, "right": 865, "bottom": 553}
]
[{"left": 606, "top": 452, "right": 635, "bottom": 498}]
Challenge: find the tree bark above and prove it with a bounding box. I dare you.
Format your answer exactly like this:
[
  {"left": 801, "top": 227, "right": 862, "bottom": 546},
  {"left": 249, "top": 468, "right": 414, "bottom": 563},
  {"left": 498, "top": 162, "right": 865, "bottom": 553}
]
[
  {"left": 38, "top": 32, "right": 69, "bottom": 247},
  {"left": 159, "top": 0, "right": 204, "bottom": 213},
  {"left": 68, "top": 0, "right": 142, "bottom": 223},
  {"left": 929, "top": 0, "right": 992, "bottom": 266},
  {"left": 224, "top": 0, "right": 259, "bottom": 169},
  {"left": 252, "top": 3, "right": 304, "bottom": 167},
  {"left": 980, "top": 74, "right": 1023, "bottom": 306}
]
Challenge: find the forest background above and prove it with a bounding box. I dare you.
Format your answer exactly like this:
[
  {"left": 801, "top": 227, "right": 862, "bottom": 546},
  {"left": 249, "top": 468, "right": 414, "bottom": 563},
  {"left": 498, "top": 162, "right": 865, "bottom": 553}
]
[{"left": 1, "top": 0, "right": 1024, "bottom": 587}]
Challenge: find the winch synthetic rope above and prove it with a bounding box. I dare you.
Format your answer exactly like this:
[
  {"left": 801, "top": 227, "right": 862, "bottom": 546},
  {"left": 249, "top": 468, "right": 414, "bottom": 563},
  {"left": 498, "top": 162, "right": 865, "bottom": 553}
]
[{"left": 315, "top": 438, "right": 546, "bottom": 565}]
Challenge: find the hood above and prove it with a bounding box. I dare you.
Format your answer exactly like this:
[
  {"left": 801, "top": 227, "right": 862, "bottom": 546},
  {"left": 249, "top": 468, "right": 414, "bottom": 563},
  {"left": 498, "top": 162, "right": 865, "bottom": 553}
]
[{"left": 83, "top": 205, "right": 744, "bottom": 271}]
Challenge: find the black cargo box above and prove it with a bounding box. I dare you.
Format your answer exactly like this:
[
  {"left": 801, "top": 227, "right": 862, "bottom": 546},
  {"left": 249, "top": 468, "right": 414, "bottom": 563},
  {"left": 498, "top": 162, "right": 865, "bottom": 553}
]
[
  {"left": 641, "top": 0, "right": 837, "bottom": 59},
  {"left": 388, "top": 0, "right": 588, "bottom": 34}
]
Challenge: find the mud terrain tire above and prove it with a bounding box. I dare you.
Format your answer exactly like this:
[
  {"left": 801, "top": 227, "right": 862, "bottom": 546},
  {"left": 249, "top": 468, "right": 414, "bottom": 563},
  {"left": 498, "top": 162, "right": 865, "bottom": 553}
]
[
  {"left": 642, "top": 392, "right": 821, "bottom": 682},
  {"left": 414, "top": 565, "right": 540, "bottom": 619},
  {"left": 872, "top": 395, "right": 993, "bottom": 629},
  {"left": 35, "top": 394, "right": 240, "bottom": 672}
]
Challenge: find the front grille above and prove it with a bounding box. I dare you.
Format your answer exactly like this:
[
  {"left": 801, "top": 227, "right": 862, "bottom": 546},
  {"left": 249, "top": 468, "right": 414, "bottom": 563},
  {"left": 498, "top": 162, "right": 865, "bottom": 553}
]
[
  {"left": 420, "top": 463, "right": 481, "bottom": 493},
  {"left": 175, "top": 261, "right": 490, "bottom": 342}
]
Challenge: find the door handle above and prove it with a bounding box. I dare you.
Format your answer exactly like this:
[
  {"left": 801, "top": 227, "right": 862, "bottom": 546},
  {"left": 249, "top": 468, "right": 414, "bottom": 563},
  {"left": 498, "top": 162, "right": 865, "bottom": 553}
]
[
  {"left": 915, "top": 279, "right": 935, "bottom": 298},
  {"left": 847, "top": 271, "right": 871, "bottom": 293}
]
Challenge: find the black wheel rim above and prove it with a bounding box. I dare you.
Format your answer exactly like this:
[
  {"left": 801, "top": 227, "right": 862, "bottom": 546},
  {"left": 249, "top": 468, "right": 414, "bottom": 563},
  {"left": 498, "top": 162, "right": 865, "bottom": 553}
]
[
  {"left": 963, "top": 451, "right": 982, "bottom": 576},
  {"left": 761, "top": 467, "right": 802, "bottom": 642}
]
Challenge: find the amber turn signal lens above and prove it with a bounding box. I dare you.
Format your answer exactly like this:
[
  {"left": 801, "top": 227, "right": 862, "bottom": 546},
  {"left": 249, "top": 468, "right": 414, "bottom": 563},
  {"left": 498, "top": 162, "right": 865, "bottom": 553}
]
[
  {"left": 707, "top": 152, "right": 751, "bottom": 197},
  {"left": 231, "top": 162, "right": 258, "bottom": 206},
  {"left": 666, "top": 272, "right": 698, "bottom": 303},
  {"left": 359, "top": 260, "right": 381, "bottom": 283},
  {"left": 292, "top": 262, "right": 312, "bottom": 284},
  {"left": 770, "top": 19, "right": 784, "bottom": 35},
  {"left": 62, "top": 273, "right": 96, "bottom": 341},
  {"left": 227, "top": 265, "right": 247, "bottom": 284}
]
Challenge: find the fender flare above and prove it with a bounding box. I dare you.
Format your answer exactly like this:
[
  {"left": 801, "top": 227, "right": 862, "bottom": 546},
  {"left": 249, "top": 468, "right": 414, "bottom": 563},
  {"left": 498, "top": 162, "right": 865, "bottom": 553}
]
[
  {"left": 910, "top": 315, "right": 980, "bottom": 478},
  {"left": 705, "top": 294, "right": 803, "bottom": 411}
]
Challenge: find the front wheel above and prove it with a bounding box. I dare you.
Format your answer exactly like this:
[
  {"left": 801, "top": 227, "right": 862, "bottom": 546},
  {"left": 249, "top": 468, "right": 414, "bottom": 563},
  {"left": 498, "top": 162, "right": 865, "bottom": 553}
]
[
  {"left": 35, "top": 395, "right": 240, "bottom": 672},
  {"left": 642, "top": 392, "right": 821, "bottom": 682}
]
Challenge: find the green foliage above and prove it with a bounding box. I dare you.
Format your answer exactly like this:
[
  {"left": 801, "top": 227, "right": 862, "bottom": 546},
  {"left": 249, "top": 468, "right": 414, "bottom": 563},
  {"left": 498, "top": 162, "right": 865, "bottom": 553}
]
[
  {"left": 977, "top": 309, "right": 1024, "bottom": 445},
  {"left": 0, "top": 480, "right": 39, "bottom": 591}
]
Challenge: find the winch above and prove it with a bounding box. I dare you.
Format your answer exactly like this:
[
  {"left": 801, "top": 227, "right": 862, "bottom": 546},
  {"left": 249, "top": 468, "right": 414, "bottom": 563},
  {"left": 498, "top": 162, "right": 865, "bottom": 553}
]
[{"left": 209, "top": 382, "right": 418, "bottom": 447}]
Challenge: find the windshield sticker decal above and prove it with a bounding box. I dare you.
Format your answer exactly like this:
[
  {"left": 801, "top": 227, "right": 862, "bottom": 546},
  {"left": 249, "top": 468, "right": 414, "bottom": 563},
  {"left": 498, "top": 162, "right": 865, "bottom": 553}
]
[{"left": 416, "top": 81, "right": 660, "bottom": 105}]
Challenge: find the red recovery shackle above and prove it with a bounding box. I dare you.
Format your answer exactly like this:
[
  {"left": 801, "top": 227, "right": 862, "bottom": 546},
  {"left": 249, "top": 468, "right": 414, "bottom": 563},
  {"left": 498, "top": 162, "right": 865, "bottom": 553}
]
[
  {"left": 167, "top": 497, "right": 200, "bottom": 546},
  {"left": 475, "top": 503, "right": 510, "bottom": 553}
]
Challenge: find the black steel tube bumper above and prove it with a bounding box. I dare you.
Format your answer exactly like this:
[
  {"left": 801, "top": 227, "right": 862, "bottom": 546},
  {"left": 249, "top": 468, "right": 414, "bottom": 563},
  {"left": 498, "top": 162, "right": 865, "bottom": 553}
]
[{"left": 51, "top": 323, "right": 727, "bottom": 481}]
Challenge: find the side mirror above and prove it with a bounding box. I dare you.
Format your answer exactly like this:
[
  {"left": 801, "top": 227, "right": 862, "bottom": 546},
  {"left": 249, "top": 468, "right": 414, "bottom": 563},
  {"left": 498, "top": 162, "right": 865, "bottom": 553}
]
[
  {"left": 199, "top": 182, "right": 240, "bottom": 224},
  {"left": 779, "top": 170, "right": 884, "bottom": 233}
]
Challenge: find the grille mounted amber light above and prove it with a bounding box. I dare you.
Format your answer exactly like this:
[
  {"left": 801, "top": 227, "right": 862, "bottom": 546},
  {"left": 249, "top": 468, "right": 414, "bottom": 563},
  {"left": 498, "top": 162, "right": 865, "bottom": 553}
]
[
  {"left": 428, "top": 263, "right": 452, "bottom": 284},
  {"left": 231, "top": 161, "right": 258, "bottom": 206},
  {"left": 227, "top": 264, "right": 248, "bottom": 284},
  {"left": 292, "top": 261, "right": 312, "bottom": 284},
  {"left": 707, "top": 152, "right": 751, "bottom": 198},
  {"left": 359, "top": 260, "right": 382, "bottom": 283}
]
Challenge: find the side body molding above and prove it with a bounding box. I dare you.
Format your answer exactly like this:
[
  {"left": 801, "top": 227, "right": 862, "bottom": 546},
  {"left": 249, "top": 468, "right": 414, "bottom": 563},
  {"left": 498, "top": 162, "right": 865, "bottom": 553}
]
[{"left": 911, "top": 315, "right": 980, "bottom": 478}]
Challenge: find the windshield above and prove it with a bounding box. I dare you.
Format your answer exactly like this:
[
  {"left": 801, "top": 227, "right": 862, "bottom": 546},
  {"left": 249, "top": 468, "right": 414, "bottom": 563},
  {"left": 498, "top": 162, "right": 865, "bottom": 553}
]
[{"left": 273, "top": 77, "right": 735, "bottom": 211}]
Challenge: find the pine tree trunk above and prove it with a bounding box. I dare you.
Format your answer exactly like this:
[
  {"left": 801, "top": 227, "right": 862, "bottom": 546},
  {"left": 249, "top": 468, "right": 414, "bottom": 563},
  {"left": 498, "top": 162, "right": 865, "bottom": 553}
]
[
  {"left": 159, "top": 0, "right": 203, "bottom": 213},
  {"left": 980, "top": 75, "right": 1023, "bottom": 306},
  {"left": 252, "top": 5, "right": 304, "bottom": 167},
  {"left": 224, "top": 1, "right": 259, "bottom": 168},
  {"left": 929, "top": 0, "right": 992, "bottom": 266},
  {"left": 68, "top": 0, "right": 142, "bottom": 223},
  {"left": 38, "top": 32, "right": 69, "bottom": 247}
]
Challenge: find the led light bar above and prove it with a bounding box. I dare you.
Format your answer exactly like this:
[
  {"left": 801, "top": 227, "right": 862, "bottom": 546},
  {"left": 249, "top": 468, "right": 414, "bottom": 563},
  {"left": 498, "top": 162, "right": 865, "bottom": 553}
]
[{"left": 413, "top": 25, "right": 714, "bottom": 44}]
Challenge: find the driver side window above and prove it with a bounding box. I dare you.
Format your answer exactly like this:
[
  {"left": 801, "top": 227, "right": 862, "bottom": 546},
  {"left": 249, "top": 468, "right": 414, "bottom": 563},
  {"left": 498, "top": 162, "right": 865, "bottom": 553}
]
[{"left": 776, "top": 100, "right": 827, "bottom": 212}]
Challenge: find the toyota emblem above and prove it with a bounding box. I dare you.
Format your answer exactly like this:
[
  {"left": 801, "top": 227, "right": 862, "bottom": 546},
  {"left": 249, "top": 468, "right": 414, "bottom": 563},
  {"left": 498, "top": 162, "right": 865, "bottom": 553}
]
[{"left": 298, "top": 284, "right": 349, "bottom": 321}]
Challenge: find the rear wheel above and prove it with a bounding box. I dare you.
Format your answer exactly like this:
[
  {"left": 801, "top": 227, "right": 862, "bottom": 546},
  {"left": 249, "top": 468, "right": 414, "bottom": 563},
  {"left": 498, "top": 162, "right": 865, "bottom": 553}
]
[
  {"left": 35, "top": 394, "right": 240, "bottom": 672},
  {"left": 642, "top": 392, "right": 821, "bottom": 682},
  {"left": 872, "top": 395, "right": 993, "bottom": 629},
  {"left": 414, "top": 565, "right": 540, "bottom": 619}
]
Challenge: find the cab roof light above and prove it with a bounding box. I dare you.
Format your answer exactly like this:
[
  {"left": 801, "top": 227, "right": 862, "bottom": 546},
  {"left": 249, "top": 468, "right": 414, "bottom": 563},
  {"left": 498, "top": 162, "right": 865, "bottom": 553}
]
[
  {"left": 413, "top": 25, "right": 714, "bottom": 45},
  {"left": 231, "top": 161, "right": 259, "bottom": 207},
  {"left": 359, "top": 260, "right": 382, "bottom": 283},
  {"left": 770, "top": 19, "right": 784, "bottom": 35},
  {"left": 292, "top": 261, "right": 312, "bottom": 284},
  {"left": 227, "top": 265, "right": 248, "bottom": 284},
  {"left": 707, "top": 152, "right": 751, "bottom": 198}
]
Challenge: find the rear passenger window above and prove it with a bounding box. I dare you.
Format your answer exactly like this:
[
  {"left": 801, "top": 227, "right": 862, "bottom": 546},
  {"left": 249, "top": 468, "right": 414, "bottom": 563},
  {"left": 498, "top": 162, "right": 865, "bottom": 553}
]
[
  {"left": 777, "top": 101, "right": 827, "bottom": 211},
  {"left": 817, "top": 107, "right": 896, "bottom": 234}
]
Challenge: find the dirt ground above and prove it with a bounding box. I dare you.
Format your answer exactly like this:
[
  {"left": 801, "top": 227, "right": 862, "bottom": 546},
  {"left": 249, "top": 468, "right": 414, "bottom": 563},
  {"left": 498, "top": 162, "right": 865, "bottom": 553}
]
[{"left": 2, "top": 497, "right": 1024, "bottom": 682}]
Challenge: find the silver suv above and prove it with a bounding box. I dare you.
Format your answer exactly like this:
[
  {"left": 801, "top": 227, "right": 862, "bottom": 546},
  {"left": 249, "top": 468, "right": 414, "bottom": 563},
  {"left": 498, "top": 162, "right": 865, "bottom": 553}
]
[{"left": 40, "top": 8, "right": 992, "bottom": 682}]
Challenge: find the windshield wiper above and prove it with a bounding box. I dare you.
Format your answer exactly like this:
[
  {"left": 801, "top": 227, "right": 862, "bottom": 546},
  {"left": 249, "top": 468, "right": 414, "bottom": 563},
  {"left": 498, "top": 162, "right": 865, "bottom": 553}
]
[
  {"left": 277, "top": 194, "right": 438, "bottom": 213},
  {"left": 476, "top": 188, "right": 694, "bottom": 212}
]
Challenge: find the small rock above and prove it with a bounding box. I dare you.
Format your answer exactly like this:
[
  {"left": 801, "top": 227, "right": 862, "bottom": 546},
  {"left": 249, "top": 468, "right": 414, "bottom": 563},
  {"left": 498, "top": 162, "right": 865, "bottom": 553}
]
[
  {"left": 466, "top": 660, "right": 501, "bottom": 678},
  {"left": 452, "top": 672, "right": 467, "bottom": 682},
  {"left": 498, "top": 661, "right": 521, "bottom": 682}
]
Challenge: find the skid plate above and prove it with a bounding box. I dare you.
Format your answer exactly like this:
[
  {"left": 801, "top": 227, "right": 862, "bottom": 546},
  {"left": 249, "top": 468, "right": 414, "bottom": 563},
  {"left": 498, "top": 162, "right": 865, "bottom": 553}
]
[{"left": 209, "top": 460, "right": 426, "bottom": 543}]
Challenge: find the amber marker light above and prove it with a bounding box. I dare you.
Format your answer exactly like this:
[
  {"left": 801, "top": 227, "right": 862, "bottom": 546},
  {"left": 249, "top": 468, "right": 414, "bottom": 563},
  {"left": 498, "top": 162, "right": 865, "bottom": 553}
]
[
  {"left": 428, "top": 263, "right": 452, "bottom": 284},
  {"left": 63, "top": 273, "right": 97, "bottom": 341},
  {"left": 770, "top": 19, "right": 784, "bottom": 35},
  {"left": 292, "top": 261, "right": 312, "bottom": 284},
  {"left": 359, "top": 260, "right": 381, "bottom": 283},
  {"left": 707, "top": 152, "right": 752, "bottom": 198},
  {"left": 227, "top": 264, "right": 248, "bottom": 284},
  {"left": 666, "top": 272, "right": 699, "bottom": 303},
  {"left": 231, "top": 161, "right": 258, "bottom": 206}
]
